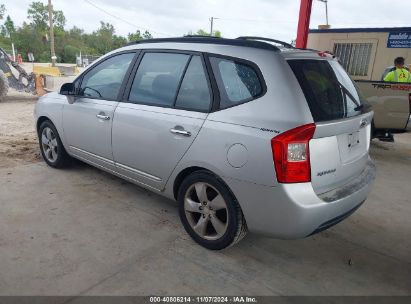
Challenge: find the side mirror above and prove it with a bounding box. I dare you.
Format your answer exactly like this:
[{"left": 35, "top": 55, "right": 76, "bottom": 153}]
[{"left": 60, "top": 83, "right": 75, "bottom": 95}]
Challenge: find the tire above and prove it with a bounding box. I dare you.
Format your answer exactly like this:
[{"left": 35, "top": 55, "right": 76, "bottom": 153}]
[
  {"left": 38, "top": 120, "right": 71, "bottom": 168},
  {"left": 0, "top": 70, "right": 9, "bottom": 101},
  {"left": 178, "top": 170, "right": 247, "bottom": 250}
]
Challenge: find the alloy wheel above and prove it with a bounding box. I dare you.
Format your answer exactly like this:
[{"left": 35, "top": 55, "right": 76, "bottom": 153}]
[
  {"left": 41, "top": 127, "right": 58, "bottom": 163},
  {"left": 184, "top": 182, "right": 229, "bottom": 240}
]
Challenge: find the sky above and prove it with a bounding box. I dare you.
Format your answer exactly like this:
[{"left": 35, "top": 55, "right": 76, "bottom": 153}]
[{"left": 3, "top": 0, "right": 411, "bottom": 42}]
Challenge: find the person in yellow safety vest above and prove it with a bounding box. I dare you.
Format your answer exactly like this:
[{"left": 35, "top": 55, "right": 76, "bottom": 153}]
[{"left": 383, "top": 57, "right": 411, "bottom": 83}]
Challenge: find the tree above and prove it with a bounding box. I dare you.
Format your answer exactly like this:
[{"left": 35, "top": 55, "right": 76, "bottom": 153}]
[
  {"left": 68, "top": 26, "right": 84, "bottom": 38},
  {"left": 128, "top": 30, "right": 143, "bottom": 42},
  {"left": 142, "top": 30, "right": 152, "bottom": 39},
  {"left": 61, "top": 44, "right": 80, "bottom": 63},
  {"left": 3, "top": 15, "right": 15, "bottom": 38},
  {"left": 127, "top": 30, "right": 152, "bottom": 42},
  {"left": 0, "top": 4, "right": 5, "bottom": 20},
  {"left": 13, "top": 21, "right": 50, "bottom": 62},
  {"left": 196, "top": 29, "right": 209, "bottom": 36},
  {"left": 82, "top": 21, "right": 126, "bottom": 55},
  {"left": 27, "top": 1, "right": 66, "bottom": 33},
  {"left": 0, "top": 4, "right": 6, "bottom": 37},
  {"left": 0, "top": 2, "right": 157, "bottom": 63},
  {"left": 94, "top": 21, "right": 115, "bottom": 54},
  {"left": 188, "top": 29, "right": 222, "bottom": 37}
]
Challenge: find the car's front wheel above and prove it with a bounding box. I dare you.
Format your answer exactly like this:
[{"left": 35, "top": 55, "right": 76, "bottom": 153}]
[
  {"left": 178, "top": 171, "right": 247, "bottom": 250},
  {"left": 38, "top": 120, "right": 71, "bottom": 168}
]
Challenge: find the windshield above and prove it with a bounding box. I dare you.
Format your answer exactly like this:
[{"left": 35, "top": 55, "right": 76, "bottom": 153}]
[{"left": 288, "top": 59, "right": 363, "bottom": 122}]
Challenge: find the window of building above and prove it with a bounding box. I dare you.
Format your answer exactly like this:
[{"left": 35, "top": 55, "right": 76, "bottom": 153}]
[{"left": 333, "top": 43, "right": 373, "bottom": 77}]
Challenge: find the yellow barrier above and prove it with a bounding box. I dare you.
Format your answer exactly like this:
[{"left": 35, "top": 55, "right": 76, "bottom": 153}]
[{"left": 33, "top": 65, "right": 61, "bottom": 77}]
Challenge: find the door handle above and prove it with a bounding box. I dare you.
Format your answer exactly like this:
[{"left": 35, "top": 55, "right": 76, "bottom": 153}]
[
  {"left": 96, "top": 114, "right": 110, "bottom": 120},
  {"left": 170, "top": 128, "right": 191, "bottom": 137}
]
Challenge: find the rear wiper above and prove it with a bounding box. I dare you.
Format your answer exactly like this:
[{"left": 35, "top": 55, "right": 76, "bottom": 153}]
[
  {"left": 354, "top": 104, "right": 364, "bottom": 111},
  {"left": 334, "top": 80, "right": 363, "bottom": 110}
]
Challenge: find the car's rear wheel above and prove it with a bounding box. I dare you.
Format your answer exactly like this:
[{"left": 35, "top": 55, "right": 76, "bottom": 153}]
[
  {"left": 38, "top": 120, "right": 71, "bottom": 168},
  {"left": 178, "top": 171, "right": 247, "bottom": 250}
]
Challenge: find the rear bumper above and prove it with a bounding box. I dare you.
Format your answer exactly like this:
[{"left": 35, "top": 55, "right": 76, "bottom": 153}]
[{"left": 224, "top": 159, "right": 376, "bottom": 239}]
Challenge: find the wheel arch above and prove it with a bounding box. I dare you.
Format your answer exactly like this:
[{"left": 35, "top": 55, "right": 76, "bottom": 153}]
[
  {"left": 36, "top": 115, "right": 69, "bottom": 152},
  {"left": 172, "top": 165, "right": 240, "bottom": 209},
  {"left": 173, "top": 166, "right": 211, "bottom": 200},
  {"left": 36, "top": 116, "right": 52, "bottom": 133}
]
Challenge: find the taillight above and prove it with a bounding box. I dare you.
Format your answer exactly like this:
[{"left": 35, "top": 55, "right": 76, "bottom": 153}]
[{"left": 271, "top": 123, "right": 316, "bottom": 183}]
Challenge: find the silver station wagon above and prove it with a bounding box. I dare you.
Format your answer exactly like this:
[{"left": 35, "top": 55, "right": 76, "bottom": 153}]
[{"left": 35, "top": 36, "right": 376, "bottom": 249}]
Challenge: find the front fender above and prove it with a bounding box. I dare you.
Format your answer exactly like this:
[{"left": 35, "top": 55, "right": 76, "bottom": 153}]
[{"left": 35, "top": 93, "right": 68, "bottom": 149}]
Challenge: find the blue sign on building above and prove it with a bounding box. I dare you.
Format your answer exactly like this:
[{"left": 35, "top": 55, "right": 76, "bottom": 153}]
[{"left": 387, "top": 32, "right": 411, "bottom": 48}]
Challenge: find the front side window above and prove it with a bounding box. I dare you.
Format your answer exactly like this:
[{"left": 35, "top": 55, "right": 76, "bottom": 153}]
[
  {"left": 210, "top": 57, "right": 263, "bottom": 109},
  {"left": 129, "top": 53, "right": 190, "bottom": 107},
  {"left": 79, "top": 53, "right": 134, "bottom": 100}
]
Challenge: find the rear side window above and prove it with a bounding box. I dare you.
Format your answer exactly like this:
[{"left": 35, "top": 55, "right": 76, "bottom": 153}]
[
  {"left": 175, "top": 56, "right": 211, "bottom": 111},
  {"left": 288, "top": 59, "right": 362, "bottom": 122},
  {"left": 210, "top": 57, "right": 263, "bottom": 109},
  {"left": 129, "top": 53, "right": 190, "bottom": 106}
]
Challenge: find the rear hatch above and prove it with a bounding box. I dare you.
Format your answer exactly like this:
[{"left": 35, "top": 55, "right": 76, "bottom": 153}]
[{"left": 288, "top": 58, "right": 373, "bottom": 194}]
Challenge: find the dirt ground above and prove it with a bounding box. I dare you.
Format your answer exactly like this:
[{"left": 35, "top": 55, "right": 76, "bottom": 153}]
[{"left": 0, "top": 90, "right": 40, "bottom": 168}]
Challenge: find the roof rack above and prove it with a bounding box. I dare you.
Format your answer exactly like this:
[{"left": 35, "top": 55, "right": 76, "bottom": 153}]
[
  {"left": 236, "top": 36, "right": 295, "bottom": 49},
  {"left": 127, "top": 36, "right": 280, "bottom": 52},
  {"left": 183, "top": 35, "right": 221, "bottom": 39}
]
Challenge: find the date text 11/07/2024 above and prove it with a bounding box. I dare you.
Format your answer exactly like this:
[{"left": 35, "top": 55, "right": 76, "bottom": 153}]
[{"left": 149, "top": 296, "right": 258, "bottom": 303}]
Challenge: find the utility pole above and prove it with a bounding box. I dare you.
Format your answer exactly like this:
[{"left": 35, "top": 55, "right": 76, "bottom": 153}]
[
  {"left": 11, "top": 43, "right": 15, "bottom": 62},
  {"left": 209, "top": 17, "right": 219, "bottom": 36},
  {"left": 318, "top": 0, "right": 329, "bottom": 26},
  {"left": 296, "top": 0, "right": 313, "bottom": 48},
  {"left": 48, "top": 0, "right": 56, "bottom": 67}
]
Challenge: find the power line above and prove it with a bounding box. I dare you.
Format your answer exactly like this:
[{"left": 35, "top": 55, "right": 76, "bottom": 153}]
[
  {"left": 218, "top": 17, "right": 296, "bottom": 24},
  {"left": 83, "top": 0, "right": 172, "bottom": 37},
  {"left": 219, "top": 17, "right": 411, "bottom": 26}
]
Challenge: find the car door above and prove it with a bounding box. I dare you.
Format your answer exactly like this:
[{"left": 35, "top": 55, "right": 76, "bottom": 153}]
[
  {"left": 112, "top": 52, "right": 212, "bottom": 190},
  {"left": 63, "top": 52, "right": 136, "bottom": 171}
]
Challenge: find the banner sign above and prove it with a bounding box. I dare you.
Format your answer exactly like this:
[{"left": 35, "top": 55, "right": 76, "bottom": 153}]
[{"left": 387, "top": 32, "right": 411, "bottom": 48}]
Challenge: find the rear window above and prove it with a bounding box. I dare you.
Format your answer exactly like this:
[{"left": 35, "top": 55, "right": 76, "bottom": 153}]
[{"left": 288, "top": 59, "right": 362, "bottom": 122}]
